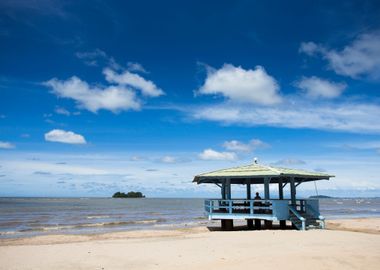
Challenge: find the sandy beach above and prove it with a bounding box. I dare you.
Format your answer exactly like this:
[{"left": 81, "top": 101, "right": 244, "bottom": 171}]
[{"left": 0, "top": 218, "right": 379, "bottom": 270}]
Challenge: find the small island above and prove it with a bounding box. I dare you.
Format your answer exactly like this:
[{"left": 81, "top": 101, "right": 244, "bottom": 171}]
[
  {"left": 112, "top": 191, "right": 145, "bottom": 198},
  {"left": 309, "top": 195, "right": 332, "bottom": 199}
]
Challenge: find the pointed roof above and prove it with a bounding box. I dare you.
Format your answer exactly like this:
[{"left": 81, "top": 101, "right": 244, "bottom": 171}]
[{"left": 193, "top": 163, "right": 334, "bottom": 184}]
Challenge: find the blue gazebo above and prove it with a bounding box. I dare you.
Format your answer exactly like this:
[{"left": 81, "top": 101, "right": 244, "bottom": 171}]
[{"left": 193, "top": 161, "right": 334, "bottom": 230}]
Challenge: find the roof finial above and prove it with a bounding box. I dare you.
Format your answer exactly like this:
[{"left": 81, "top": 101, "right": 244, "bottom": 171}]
[{"left": 254, "top": 157, "right": 258, "bottom": 164}]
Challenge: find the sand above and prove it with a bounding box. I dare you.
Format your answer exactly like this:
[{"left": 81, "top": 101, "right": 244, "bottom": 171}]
[{"left": 0, "top": 218, "right": 379, "bottom": 270}]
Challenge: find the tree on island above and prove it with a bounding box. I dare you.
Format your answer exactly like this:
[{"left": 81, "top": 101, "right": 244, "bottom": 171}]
[{"left": 112, "top": 191, "right": 145, "bottom": 198}]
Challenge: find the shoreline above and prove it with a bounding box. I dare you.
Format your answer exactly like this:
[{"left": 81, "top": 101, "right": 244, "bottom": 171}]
[
  {"left": 0, "top": 218, "right": 379, "bottom": 270},
  {"left": 1, "top": 217, "right": 379, "bottom": 246}
]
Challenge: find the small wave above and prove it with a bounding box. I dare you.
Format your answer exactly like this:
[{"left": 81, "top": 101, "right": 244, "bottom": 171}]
[
  {"left": 16, "top": 219, "right": 167, "bottom": 233},
  {"left": 86, "top": 215, "right": 110, "bottom": 219},
  {"left": 0, "top": 231, "right": 18, "bottom": 236}
]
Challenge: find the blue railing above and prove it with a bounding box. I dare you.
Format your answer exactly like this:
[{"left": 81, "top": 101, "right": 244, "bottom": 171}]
[{"left": 204, "top": 199, "right": 321, "bottom": 224}]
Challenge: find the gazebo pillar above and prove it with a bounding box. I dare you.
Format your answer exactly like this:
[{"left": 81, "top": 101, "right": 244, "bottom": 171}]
[
  {"left": 264, "top": 177, "right": 272, "bottom": 229},
  {"left": 290, "top": 177, "right": 296, "bottom": 206},
  {"left": 221, "top": 178, "right": 233, "bottom": 231},
  {"left": 246, "top": 183, "right": 254, "bottom": 229},
  {"left": 278, "top": 178, "right": 286, "bottom": 229},
  {"left": 246, "top": 183, "right": 251, "bottom": 199}
]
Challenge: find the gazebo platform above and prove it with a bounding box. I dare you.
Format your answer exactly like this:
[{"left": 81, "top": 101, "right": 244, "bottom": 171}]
[{"left": 194, "top": 162, "right": 333, "bottom": 230}]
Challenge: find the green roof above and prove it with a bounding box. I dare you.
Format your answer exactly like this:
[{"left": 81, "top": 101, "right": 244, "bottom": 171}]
[{"left": 193, "top": 163, "right": 334, "bottom": 184}]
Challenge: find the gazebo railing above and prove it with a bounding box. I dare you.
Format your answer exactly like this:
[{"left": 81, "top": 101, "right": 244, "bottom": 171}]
[
  {"left": 204, "top": 198, "right": 322, "bottom": 224},
  {"left": 204, "top": 199, "right": 290, "bottom": 220}
]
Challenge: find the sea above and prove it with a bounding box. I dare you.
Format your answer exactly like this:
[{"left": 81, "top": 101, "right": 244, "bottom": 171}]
[{"left": 0, "top": 197, "right": 379, "bottom": 239}]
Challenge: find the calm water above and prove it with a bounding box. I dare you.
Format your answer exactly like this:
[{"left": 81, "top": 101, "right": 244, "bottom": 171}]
[{"left": 0, "top": 197, "right": 379, "bottom": 238}]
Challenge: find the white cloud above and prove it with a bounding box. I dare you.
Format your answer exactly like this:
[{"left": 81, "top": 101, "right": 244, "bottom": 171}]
[
  {"left": 127, "top": 62, "right": 148, "bottom": 73},
  {"left": 160, "top": 156, "right": 177, "bottom": 163},
  {"left": 295, "top": 76, "right": 346, "bottom": 99},
  {"left": 197, "top": 64, "right": 282, "bottom": 105},
  {"left": 0, "top": 141, "right": 15, "bottom": 149},
  {"left": 299, "top": 42, "right": 319, "bottom": 56},
  {"left": 273, "top": 159, "right": 306, "bottom": 166},
  {"left": 190, "top": 101, "right": 380, "bottom": 134},
  {"left": 44, "top": 76, "right": 141, "bottom": 113},
  {"left": 103, "top": 68, "right": 164, "bottom": 97},
  {"left": 300, "top": 31, "right": 380, "bottom": 79},
  {"left": 338, "top": 141, "right": 380, "bottom": 154},
  {"left": 55, "top": 106, "right": 71, "bottom": 116},
  {"left": 75, "top": 49, "right": 108, "bottom": 67},
  {"left": 223, "top": 139, "right": 269, "bottom": 152},
  {"left": 198, "top": 148, "right": 237, "bottom": 161},
  {"left": 45, "top": 129, "right": 86, "bottom": 144}
]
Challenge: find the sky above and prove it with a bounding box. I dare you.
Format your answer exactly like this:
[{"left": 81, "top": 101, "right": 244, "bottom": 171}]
[{"left": 0, "top": 0, "right": 380, "bottom": 198}]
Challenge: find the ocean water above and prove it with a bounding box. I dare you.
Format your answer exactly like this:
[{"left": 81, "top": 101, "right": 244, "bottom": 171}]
[{"left": 0, "top": 197, "right": 379, "bottom": 238}]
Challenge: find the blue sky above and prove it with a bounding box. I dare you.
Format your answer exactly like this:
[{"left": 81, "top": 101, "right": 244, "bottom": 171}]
[{"left": 1, "top": 0, "right": 380, "bottom": 197}]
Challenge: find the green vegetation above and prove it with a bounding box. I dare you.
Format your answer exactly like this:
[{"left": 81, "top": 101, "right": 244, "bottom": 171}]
[
  {"left": 309, "top": 195, "right": 332, "bottom": 199},
  {"left": 112, "top": 191, "right": 145, "bottom": 198}
]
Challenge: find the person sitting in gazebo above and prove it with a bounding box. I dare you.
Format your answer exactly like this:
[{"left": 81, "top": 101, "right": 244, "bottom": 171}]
[{"left": 254, "top": 192, "right": 262, "bottom": 213}]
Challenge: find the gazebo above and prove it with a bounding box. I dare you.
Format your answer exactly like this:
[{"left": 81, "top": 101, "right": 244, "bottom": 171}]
[{"left": 193, "top": 161, "right": 334, "bottom": 230}]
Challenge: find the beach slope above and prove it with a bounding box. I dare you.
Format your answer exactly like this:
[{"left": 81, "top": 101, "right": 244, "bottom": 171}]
[{"left": 0, "top": 218, "right": 379, "bottom": 270}]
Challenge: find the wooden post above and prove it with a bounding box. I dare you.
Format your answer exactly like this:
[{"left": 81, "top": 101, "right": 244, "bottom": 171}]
[
  {"left": 279, "top": 179, "right": 286, "bottom": 229},
  {"left": 246, "top": 183, "right": 253, "bottom": 229},
  {"left": 278, "top": 179, "right": 284, "bottom": 200},
  {"left": 226, "top": 178, "right": 231, "bottom": 200},
  {"left": 290, "top": 177, "right": 296, "bottom": 206},
  {"left": 255, "top": 219, "right": 261, "bottom": 230},
  {"left": 221, "top": 220, "right": 234, "bottom": 231},
  {"left": 264, "top": 177, "right": 272, "bottom": 229},
  {"left": 221, "top": 182, "right": 226, "bottom": 200},
  {"left": 247, "top": 219, "right": 254, "bottom": 229},
  {"left": 264, "top": 177, "right": 270, "bottom": 200}
]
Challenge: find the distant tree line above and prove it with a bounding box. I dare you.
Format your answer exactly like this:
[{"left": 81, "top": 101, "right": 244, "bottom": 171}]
[{"left": 112, "top": 191, "right": 145, "bottom": 198}]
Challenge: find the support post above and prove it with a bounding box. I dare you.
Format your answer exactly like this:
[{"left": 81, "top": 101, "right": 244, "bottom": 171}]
[
  {"left": 221, "top": 220, "right": 234, "bottom": 231},
  {"left": 278, "top": 179, "right": 284, "bottom": 200},
  {"left": 246, "top": 182, "right": 253, "bottom": 229},
  {"left": 290, "top": 177, "right": 296, "bottom": 206},
  {"left": 264, "top": 177, "right": 270, "bottom": 200},
  {"left": 278, "top": 178, "right": 286, "bottom": 229},
  {"left": 226, "top": 178, "right": 231, "bottom": 200},
  {"left": 246, "top": 183, "right": 251, "bottom": 200},
  {"left": 247, "top": 219, "right": 254, "bottom": 229},
  {"left": 264, "top": 177, "right": 272, "bottom": 229},
  {"left": 221, "top": 182, "right": 226, "bottom": 200}
]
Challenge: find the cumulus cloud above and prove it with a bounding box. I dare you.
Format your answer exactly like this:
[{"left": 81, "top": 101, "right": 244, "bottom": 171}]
[
  {"left": 0, "top": 141, "right": 15, "bottom": 149},
  {"left": 103, "top": 68, "right": 164, "bottom": 97},
  {"left": 223, "top": 139, "right": 269, "bottom": 152},
  {"left": 295, "top": 76, "right": 346, "bottom": 99},
  {"left": 198, "top": 148, "right": 237, "bottom": 161},
  {"left": 300, "top": 31, "right": 380, "bottom": 79},
  {"left": 190, "top": 101, "right": 380, "bottom": 134},
  {"left": 197, "top": 64, "right": 281, "bottom": 105},
  {"left": 45, "top": 129, "right": 86, "bottom": 144},
  {"left": 44, "top": 76, "right": 141, "bottom": 113},
  {"left": 45, "top": 60, "right": 163, "bottom": 113}
]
